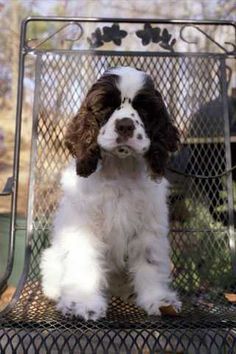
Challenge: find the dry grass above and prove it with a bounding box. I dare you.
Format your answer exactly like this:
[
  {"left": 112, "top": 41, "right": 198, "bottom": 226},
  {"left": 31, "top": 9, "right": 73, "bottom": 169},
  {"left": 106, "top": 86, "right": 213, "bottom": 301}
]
[{"left": 0, "top": 286, "right": 16, "bottom": 311}]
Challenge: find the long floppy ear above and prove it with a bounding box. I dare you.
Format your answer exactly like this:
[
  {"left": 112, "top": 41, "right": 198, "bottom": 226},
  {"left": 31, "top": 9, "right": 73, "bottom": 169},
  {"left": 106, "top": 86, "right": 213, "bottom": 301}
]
[
  {"left": 65, "top": 97, "right": 100, "bottom": 177},
  {"left": 145, "top": 90, "right": 180, "bottom": 179},
  {"left": 65, "top": 74, "right": 120, "bottom": 177}
]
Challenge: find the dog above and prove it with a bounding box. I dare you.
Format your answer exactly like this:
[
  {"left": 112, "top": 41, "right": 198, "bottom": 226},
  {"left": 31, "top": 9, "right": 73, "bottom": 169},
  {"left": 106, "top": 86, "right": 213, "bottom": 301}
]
[{"left": 40, "top": 66, "right": 181, "bottom": 320}]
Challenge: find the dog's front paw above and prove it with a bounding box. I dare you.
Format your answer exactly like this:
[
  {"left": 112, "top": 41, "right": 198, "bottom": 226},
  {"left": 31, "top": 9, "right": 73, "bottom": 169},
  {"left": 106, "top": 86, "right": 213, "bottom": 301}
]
[
  {"left": 137, "top": 289, "right": 181, "bottom": 316},
  {"left": 57, "top": 293, "right": 107, "bottom": 321}
]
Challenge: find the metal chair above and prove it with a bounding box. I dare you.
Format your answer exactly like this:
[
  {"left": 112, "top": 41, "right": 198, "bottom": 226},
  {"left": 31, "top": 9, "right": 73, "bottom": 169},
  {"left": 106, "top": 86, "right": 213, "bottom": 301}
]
[{"left": 0, "top": 17, "right": 235, "bottom": 354}]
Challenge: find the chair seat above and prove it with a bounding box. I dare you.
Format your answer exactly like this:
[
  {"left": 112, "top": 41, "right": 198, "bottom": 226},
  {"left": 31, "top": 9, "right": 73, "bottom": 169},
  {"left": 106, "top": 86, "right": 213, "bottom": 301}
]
[
  {"left": 0, "top": 16, "right": 236, "bottom": 354},
  {"left": 0, "top": 281, "right": 235, "bottom": 353}
]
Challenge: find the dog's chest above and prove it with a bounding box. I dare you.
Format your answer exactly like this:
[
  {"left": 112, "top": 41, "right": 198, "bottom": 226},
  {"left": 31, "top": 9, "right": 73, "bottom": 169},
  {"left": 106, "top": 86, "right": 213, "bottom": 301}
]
[
  {"left": 102, "top": 181, "right": 144, "bottom": 229},
  {"left": 93, "top": 180, "right": 145, "bottom": 264}
]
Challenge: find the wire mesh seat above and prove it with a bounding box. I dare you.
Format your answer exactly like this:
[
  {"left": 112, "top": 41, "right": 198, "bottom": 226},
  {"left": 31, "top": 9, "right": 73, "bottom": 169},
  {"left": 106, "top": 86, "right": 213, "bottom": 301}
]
[{"left": 0, "top": 17, "right": 236, "bottom": 353}]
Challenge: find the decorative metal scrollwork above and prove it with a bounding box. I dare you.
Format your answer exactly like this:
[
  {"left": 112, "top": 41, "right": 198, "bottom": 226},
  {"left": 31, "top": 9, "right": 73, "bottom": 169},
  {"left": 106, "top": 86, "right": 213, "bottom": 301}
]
[
  {"left": 25, "top": 20, "right": 236, "bottom": 55},
  {"left": 87, "top": 22, "right": 176, "bottom": 51},
  {"left": 27, "top": 22, "right": 84, "bottom": 50},
  {"left": 88, "top": 24, "right": 128, "bottom": 48},
  {"left": 135, "top": 23, "right": 176, "bottom": 52},
  {"left": 180, "top": 24, "right": 236, "bottom": 55}
]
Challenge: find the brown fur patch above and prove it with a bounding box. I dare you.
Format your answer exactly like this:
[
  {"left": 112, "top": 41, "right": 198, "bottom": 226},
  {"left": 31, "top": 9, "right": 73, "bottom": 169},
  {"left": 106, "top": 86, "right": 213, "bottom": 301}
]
[
  {"left": 65, "top": 74, "right": 121, "bottom": 177},
  {"left": 133, "top": 83, "right": 180, "bottom": 178}
]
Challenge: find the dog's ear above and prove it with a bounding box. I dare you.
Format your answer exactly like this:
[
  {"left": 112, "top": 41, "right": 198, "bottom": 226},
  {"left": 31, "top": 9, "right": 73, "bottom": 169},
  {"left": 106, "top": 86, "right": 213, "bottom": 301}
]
[
  {"left": 65, "top": 74, "right": 120, "bottom": 177},
  {"left": 65, "top": 96, "right": 100, "bottom": 177},
  {"left": 154, "top": 90, "right": 180, "bottom": 153},
  {"left": 145, "top": 90, "right": 180, "bottom": 179}
]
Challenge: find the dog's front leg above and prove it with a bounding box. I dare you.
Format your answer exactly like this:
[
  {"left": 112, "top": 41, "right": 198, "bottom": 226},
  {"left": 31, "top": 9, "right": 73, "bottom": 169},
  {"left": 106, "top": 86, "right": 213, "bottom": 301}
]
[
  {"left": 55, "top": 227, "right": 108, "bottom": 321},
  {"left": 129, "top": 226, "right": 181, "bottom": 316}
]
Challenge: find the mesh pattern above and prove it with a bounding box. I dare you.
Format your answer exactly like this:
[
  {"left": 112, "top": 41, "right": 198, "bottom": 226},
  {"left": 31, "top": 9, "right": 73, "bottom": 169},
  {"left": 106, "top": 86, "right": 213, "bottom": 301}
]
[{"left": 0, "top": 52, "right": 235, "bottom": 353}]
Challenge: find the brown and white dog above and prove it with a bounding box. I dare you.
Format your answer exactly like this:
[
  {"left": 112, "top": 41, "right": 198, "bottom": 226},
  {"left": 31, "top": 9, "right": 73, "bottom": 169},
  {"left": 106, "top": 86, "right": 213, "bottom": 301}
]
[{"left": 40, "top": 66, "right": 181, "bottom": 320}]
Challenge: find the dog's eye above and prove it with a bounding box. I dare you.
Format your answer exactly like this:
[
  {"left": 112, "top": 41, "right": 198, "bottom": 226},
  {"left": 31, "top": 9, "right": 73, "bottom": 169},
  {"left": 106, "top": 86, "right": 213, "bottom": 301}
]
[
  {"left": 133, "top": 94, "right": 153, "bottom": 110},
  {"left": 103, "top": 91, "right": 121, "bottom": 110},
  {"left": 133, "top": 96, "right": 151, "bottom": 119},
  {"left": 136, "top": 107, "right": 148, "bottom": 121}
]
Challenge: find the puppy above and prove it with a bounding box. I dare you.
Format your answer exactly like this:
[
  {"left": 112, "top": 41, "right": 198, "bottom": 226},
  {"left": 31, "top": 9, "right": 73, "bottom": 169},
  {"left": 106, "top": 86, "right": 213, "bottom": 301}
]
[{"left": 40, "top": 66, "right": 181, "bottom": 320}]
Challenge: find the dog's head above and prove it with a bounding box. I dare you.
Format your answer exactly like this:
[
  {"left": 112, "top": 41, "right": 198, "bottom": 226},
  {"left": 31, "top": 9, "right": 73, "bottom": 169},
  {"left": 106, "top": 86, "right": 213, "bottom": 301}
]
[{"left": 65, "top": 66, "right": 179, "bottom": 178}]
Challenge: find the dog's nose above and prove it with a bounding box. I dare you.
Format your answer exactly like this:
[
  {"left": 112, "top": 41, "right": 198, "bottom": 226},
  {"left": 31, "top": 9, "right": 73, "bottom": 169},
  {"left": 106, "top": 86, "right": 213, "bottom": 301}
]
[{"left": 115, "top": 118, "right": 135, "bottom": 138}]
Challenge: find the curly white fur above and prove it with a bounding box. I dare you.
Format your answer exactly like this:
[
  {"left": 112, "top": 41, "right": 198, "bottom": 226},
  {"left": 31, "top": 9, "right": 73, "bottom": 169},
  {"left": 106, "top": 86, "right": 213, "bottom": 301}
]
[{"left": 40, "top": 67, "right": 181, "bottom": 320}]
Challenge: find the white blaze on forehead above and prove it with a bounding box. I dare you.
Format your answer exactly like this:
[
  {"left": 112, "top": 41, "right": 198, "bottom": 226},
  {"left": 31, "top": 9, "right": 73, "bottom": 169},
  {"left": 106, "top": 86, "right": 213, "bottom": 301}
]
[{"left": 106, "top": 67, "right": 145, "bottom": 100}]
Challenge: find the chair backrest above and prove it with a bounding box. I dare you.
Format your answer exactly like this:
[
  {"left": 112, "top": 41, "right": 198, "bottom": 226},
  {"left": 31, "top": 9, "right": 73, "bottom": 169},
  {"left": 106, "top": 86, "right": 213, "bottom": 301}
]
[{"left": 20, "top": 19, "right": 235, "bottom": 298}]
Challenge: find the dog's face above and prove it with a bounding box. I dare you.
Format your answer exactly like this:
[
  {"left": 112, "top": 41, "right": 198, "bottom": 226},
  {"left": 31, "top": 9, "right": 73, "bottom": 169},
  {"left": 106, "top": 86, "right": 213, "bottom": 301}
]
[
  {"left": 97, "top": 68, "right": 151, "bottom": 158},
  {"left": 65, "top": 67, "right": 179, "bottom": 178}
]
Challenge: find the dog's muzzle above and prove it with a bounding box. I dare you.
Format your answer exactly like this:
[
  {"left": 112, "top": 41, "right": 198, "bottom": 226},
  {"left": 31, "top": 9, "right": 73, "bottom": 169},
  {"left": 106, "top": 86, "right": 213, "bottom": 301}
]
[
  {"left": 114, "top": 145, "right": 133, "bottom": 158},
  {"left": 115, "top": 118, "right": 135, "bottom": 140}
]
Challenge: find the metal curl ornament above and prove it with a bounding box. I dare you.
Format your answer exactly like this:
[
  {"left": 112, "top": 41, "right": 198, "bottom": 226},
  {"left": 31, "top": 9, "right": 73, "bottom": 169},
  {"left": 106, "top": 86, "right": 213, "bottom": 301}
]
[{"left": 180, "top": 24, "right": 236, "bottom": 55}]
